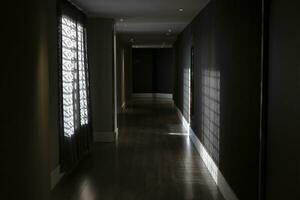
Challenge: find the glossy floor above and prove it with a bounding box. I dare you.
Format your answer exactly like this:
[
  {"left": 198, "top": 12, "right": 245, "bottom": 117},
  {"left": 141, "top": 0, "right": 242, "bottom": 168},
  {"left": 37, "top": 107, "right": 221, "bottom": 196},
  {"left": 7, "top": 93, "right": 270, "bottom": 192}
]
[{"left": 51, "top": 100, "right": 224, "bottom": 200}]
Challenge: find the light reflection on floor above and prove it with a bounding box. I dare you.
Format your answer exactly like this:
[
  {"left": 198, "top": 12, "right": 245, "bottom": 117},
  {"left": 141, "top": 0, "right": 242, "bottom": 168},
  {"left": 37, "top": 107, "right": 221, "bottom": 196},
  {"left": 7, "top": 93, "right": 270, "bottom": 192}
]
[{"left": 51, "top": 100, "right": 224, "bottom": 200}]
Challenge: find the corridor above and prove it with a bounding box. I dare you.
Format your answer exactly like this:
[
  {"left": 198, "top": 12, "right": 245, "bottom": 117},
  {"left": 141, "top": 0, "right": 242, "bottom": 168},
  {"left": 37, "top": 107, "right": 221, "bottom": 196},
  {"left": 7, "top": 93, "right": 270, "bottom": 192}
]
[
  {"left": 3, "top": 0, "right": 300, "bottom": 199},
  {"left": 51, "top": 100, "right": 224, "bottom": 200}
]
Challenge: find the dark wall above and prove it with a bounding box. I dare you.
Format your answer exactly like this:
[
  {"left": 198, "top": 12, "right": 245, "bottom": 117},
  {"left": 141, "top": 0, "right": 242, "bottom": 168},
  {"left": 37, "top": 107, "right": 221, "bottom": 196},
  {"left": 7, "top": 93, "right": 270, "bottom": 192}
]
[
  {"left": 132, "top": 48, "right": 175, "bottom": 94},
  {"left": 116, "top": 38, "right": 132, "bottom": 112},
  {"left": 48, "top": 0, "right": 60, "bottom": 174},
  {"left": 116, "top": 38, "right": 123, "bottom": 112},
  {"left": 153, "top": 49, "right": 175, "bottom": 93},
  {"left": 175, "top": 0, "right": 262, "bottom": 199},
  {"left": 1, "top": 0, "right": 52, "bottom": 199},
  {"left": 88, "top": 18, "right": 115, "bottom": 133},
  {"left": 133, "top": 49, "right": 154, "bottom": 93},
  {"left": 125, "top": 46, "right": 133, "bottom": 103},
  {"left": 266, "top": 0, "right": 300, "bottom": 199}
]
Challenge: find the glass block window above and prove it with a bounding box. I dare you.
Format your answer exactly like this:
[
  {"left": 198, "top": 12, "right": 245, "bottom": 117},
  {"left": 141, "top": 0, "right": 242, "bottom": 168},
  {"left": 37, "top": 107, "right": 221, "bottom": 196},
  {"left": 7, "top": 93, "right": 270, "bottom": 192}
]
[
  {"left": 61, "top": 15, "right": 89, "bottom": 137},
  {"left": 77, "top": 24, "right": 89, "bottom": 125}
]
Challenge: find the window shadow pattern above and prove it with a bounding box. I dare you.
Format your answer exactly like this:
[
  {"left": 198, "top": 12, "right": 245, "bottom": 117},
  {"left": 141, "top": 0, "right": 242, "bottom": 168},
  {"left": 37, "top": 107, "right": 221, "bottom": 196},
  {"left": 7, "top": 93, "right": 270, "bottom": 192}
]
[
  {"left": 183, "top": 68, "right": 191, "bottom": 123},
  {"left": 201, "top": 69, "right": 220, "bottom": 164}
]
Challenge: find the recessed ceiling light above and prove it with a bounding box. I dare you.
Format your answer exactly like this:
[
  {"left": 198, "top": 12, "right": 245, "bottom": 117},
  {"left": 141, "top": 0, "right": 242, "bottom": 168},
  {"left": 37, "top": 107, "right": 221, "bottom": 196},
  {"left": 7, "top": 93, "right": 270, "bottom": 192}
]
[{"left": 178, "top": 8, "right": 184, "bottom": 12}]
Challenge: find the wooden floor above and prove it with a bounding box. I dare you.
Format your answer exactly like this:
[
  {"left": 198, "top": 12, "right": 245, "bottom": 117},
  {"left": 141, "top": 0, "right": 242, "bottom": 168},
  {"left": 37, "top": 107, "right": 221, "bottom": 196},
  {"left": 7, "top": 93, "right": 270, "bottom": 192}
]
[{"left": 51, "top": 100, "right": 224, "bottom": 200}]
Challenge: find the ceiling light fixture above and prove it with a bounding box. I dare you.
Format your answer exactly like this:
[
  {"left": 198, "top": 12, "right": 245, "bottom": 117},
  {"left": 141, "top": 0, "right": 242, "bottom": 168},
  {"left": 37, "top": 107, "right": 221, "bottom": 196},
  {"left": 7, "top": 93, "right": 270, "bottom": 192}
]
[{"left": 178, "top": 8, "right": 184, "bottom": 12}]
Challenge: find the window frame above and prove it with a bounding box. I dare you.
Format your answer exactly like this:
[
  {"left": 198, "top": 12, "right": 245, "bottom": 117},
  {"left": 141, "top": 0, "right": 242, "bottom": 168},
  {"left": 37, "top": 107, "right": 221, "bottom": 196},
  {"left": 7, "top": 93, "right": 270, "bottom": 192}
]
[{"left": 57, "top": 0, "right": 92, "bottom": 171}]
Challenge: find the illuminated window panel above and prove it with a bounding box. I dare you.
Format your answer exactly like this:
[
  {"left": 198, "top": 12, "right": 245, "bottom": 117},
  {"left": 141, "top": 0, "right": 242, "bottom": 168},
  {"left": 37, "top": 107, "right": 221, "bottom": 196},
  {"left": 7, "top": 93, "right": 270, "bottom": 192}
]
[
  {"left": 62, "top": 15, "right": 76, "bottom": 137},
  {"left": 77, "top": 24, "right": 89, "bottom": 125},
  {"left": 61, "top": 15, "right": 89, "bottom": 137}
]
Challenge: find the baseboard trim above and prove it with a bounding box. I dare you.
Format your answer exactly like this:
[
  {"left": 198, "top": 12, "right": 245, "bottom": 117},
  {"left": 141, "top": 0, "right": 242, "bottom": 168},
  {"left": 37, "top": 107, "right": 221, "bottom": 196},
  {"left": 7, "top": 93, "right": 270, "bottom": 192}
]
[
  {"left": 132, "top": 93, "right": 173, "bottom": 99},
  {"left": 94, "top": 129, "right": 118, "bottom": 142},
  {"left": 176, "top": 107, "right": 239, "bottom": 200},
  {"left": 50, "top": 165, "right": 64, "bottom": 190}
]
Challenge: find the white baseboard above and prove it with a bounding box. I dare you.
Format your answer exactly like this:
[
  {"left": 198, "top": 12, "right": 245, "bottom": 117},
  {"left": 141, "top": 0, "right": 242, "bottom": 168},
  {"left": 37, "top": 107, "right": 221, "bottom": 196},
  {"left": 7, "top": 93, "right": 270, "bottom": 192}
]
[
  {"left": 189, "top": 130, "right": 239, "bottom": 200},
  {"left": 176, "top": 107, "right": 239, "bottom": 200},
  {"left": 132, "top": 93, "right": 173, "bottom": 99},
  {"left": 94, "top": 129, "right": 118, "bottom": 142},
  {"left": 50, "top": 165, "right": 64, "bottom": 190}
]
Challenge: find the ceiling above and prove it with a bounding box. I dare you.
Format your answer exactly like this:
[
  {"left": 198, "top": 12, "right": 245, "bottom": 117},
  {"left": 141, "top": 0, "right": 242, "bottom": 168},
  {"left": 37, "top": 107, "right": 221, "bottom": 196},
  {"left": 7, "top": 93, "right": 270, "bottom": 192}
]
[{"left": 73, "top": 0, "right": 210, "bottom": 46}]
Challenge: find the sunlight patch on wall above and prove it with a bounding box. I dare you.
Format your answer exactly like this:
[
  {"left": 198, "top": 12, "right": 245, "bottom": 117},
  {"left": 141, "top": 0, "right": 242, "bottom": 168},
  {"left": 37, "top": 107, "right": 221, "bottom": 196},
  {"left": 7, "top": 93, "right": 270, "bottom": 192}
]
[
  {"left": 201, "top": 69, "right": 220, "bottom": 164},
  {"left": 183, "top": 68, "right": 191, "bottom": 123}
]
